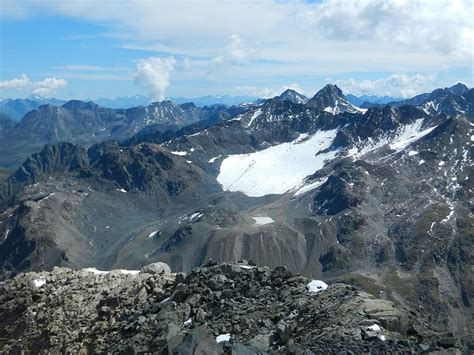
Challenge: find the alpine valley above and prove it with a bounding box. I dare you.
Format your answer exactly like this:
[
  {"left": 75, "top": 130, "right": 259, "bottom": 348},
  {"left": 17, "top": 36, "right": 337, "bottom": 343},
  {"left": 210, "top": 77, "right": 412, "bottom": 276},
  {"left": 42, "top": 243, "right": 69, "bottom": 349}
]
[{"left": 0, "top": 83, "right": 473, "bottom": 353}]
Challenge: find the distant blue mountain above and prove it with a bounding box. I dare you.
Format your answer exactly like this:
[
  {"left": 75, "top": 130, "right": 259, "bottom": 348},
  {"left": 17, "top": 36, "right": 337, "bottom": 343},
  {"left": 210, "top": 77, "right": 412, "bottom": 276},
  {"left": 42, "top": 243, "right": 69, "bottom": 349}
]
[
  {"left": 93, "top": 94, "right": 258, "bottom": 109},
  {"left": 0, "top": 95, "right": 65, "bottom": 121},
  {"left": 93, "top": 95, "right": 151, "bottom": 109},
  {"left": 346, "top": 94, "right": 400, "bottom": 107},
  {"left": 170, "top": 95, "right": 258, "bottom": 107}
]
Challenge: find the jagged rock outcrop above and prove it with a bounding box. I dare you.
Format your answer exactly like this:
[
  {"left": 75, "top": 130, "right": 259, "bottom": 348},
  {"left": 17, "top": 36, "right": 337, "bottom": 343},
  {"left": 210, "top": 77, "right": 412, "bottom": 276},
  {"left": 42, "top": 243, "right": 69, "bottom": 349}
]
[{"left": 0, "top": 261, "right": 459, "bottom": 354}]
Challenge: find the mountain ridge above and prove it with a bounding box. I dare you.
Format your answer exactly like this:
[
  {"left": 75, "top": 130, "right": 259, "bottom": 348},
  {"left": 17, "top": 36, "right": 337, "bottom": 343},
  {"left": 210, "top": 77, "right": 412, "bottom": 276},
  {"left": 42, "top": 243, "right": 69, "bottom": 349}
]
[{"left": 0, "top": 82, "right": 473, "bottom": 350}]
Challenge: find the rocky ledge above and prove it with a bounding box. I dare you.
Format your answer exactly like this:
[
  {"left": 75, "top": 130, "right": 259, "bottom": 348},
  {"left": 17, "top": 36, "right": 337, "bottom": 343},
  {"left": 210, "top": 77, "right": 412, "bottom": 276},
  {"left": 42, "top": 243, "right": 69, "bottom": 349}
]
[{"left": 0, "top": 261, "right": 460, "bottom": 354}]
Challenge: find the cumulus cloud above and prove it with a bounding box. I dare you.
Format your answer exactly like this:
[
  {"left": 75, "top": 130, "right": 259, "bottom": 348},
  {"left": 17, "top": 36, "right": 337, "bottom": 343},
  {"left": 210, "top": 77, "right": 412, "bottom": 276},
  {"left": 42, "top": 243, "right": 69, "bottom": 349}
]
[
  {"left": 0, "top": 74, "right": 67, "bottom": 95},
  {"left": 2, "top": 1, "right": 471, "bottom": 64},
  {"left": 32, "top": 78, "right": 67, "bottom": 95},
  {"left": 298, "top": 0, "right": 473, "bottom": 58},
  {"left": 0, "top": 74, "right": 31, "bottom": 90},
  {"left": 227, "top": 35, "right": 252, "bottom": 65},
  {"left": 234, "top": 83, "right": 306, "bottom": 98},
  {"left": 208, "top": 34, "right": 257, "bottom": 75},
  {"left": 336, "top": 74, "right": 436, "bottom": 98},
  {"left": 2, "top": 0, "right": 472, "bottom": 91},
  {"left": 134, "top": 57, "right": 176, "bottom": 102}
]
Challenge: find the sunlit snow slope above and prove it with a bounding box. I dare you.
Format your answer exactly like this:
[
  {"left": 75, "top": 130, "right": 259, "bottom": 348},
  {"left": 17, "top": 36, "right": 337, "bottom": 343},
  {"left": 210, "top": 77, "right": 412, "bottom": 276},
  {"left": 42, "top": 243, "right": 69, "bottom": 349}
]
[{"left": 217, "top": 129, "right": 338, "bottom": 197}]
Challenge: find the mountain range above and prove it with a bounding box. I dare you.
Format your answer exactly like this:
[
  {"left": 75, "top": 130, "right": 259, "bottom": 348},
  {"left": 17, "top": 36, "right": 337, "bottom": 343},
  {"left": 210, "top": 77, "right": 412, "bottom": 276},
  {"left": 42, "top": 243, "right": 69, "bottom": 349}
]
[
  {"left": 346, "top": 93, "right": 399, "bottom": 107},
  {"left": 0, "top": 91, "right": 406, "bottom": 122},
  {"left": 0, "top": 100, "right": 240, "bottom": 169},
  {"left": 0, "top": 82, "right": 473, "bottom": 351},
  {"left": 0, "top": 95, "right": 65, "bottom": 121}
]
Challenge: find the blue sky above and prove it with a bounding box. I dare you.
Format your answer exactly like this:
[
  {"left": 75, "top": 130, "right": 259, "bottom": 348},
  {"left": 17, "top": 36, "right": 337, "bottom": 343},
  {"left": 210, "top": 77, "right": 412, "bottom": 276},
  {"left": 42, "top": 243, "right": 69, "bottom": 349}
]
[{"left": 0, "top": 0, "right": 472, "bottom": 100}]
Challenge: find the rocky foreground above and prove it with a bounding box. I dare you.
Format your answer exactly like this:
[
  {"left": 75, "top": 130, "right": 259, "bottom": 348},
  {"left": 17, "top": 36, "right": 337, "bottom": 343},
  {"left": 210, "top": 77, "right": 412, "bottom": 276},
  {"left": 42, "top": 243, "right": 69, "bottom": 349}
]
[{"left": 0, "top": 261, "right": 462, "bottom": 354}]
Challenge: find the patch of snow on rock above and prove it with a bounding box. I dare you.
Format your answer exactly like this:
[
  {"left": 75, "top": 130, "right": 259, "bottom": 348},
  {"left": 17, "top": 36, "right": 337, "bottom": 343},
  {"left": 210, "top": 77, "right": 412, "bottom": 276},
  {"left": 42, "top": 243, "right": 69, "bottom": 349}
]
[
  {"left": 83, "top": 267, "right": 109, "bottom": 275},
  {"left": 350, "top": 119, "right": 437, "bottom": 158},
  {"left": 188, "top": 212, "right": 203, "bottom": 222},
  {"left": 33, "top": 277, "right": 47, "bottom": 288},
  {"left": 148, "top": 230, "right": 159, "bottom": 239},
  {"left": 247, "top": 109, "right": 263, "bottom": 126},
  {"left": 389, "top": 119, "right": 437, "bottom": 151},
  {"left": 252, "top": 216, "right": 274, "bottom": 225},
  {"left": 171, "top": 151, "right": 187, "bottom": 156},
  {"left": 307, "top": 280, "right": 328, "bottom": 294},
  {"left": 367, "top": 324, "right": 381, "bottom": 332},
  {"left": 294, "top": 178, "right": 327, "bottom": 196},
  {"left": 217, "top": 129, "right": 338, "bottom": 197},
  {"left": 238, "top": 264, "right": 255, "bottom": 269},
  {"left": 208, "top": 155, "right": 222, "bottom": 163},
  {"left": 216, "top": 333, "right": 231, "bottom": 343}
]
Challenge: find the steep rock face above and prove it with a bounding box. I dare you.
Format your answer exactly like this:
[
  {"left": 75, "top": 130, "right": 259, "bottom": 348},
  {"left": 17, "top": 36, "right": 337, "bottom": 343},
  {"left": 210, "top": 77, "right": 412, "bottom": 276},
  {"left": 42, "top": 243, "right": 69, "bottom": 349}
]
[
  {"left": 310, "top": 115, "right": 474, "bottom": 346},
  {"left": 0, "top": 262, "right": 458, "bottom": 354},
  {"left": 88, "top": 141, "right": 205, "bottom": 195},
  {"left": 0, "top": 139, "right": 217, "bottom": 278},
  {"left": 0, "top": 143, "right": 88, "bottom": 201}
]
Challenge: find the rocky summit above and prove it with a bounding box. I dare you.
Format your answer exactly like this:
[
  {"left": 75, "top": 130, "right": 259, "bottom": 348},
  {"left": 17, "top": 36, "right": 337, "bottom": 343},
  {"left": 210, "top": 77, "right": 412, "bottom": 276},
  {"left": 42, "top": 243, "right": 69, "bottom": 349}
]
[{"left": 0, "top": 261, "right": 461, "bottom": 354}]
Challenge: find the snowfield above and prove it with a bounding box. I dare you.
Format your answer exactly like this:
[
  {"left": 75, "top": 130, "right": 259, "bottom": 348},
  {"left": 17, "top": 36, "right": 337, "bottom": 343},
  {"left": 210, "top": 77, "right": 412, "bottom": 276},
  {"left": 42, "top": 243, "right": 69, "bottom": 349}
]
[
  {"left": 217, "top": 129, "right": 338, "bottom": 197},
  {"left": 349, "top": 119, "right": 437, "bottom": 158},
  {"left": 252, "top": 216, "right": 274, "bottom": 225}
]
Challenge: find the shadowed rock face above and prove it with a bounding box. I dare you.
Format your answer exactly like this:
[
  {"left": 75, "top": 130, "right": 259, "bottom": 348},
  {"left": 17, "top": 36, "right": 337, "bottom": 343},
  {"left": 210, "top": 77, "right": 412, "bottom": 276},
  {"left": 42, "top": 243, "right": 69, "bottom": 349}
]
[
  {"left": 306, "top": 84, "right": 361, "bottom": 114},
  {"left": 0, "top": 262, "right": 458, "bottom": 354}
]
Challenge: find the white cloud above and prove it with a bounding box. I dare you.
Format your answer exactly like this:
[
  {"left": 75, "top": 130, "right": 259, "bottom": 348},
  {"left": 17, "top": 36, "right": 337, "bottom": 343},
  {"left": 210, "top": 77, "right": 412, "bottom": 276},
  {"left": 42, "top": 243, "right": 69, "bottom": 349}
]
[
  {"left": 2, "top": 0, "right": 472, "bottom": 92},
  {"left": 234, "top": 83, "right": 306, "bottom": 98},
  {"left": 336, "top": 74, "right": 436, "bottom": 98},
  {"left": 208, "top": 34, "right": 257, "bottom": 75},
  {"left": 227, "top": 35, "right": 252, "bottom": 65},
  {"left": 0, "top": 74, "right": 31, "bottom": 89},
  {"left": 0, "top": 74, "right": 67, "bottom": 95},
  {"left": 134, "top": 57, "right": 176, "bottom": 102},
  {"left": 32, "top": 78, "right": 67, "bottom": 95},
  {"left": 298, "top": 0, "right": 473, "bottom": 59},
  {"left": 2, "top": 0, "right": 471, "bottom": 66}
]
